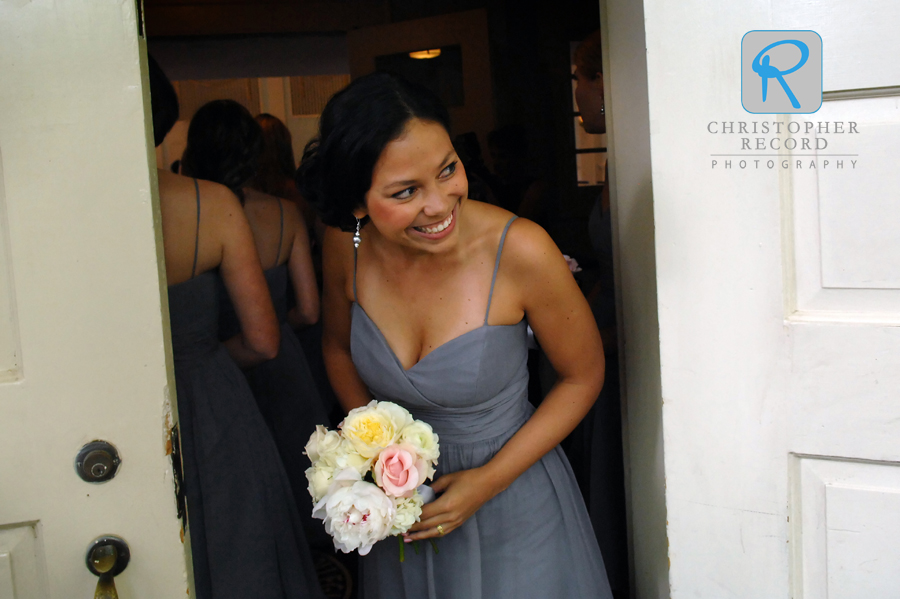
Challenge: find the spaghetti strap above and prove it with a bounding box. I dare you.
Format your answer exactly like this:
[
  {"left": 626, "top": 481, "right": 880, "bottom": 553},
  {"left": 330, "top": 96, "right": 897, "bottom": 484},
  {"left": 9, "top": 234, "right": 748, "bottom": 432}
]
[
  {"left": 190, "top": 178, "right": 201, "bottom": 279},
  {"left": 273, "top": 198, "right": 285, "bottom": 269},
  {"left": 484, "top": 216, "right": 518, "bottom": 325}
]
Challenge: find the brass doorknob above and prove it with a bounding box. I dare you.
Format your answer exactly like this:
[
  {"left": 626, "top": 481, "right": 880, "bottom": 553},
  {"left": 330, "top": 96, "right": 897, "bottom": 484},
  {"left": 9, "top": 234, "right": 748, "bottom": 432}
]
[{"left": 85, "top": 535, "right": 130, "bottom": 599}]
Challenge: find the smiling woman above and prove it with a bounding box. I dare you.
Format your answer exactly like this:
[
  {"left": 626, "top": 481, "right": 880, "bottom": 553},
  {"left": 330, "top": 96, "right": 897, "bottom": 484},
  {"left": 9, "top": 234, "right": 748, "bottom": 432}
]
[{"left": 297, "top": 72, "right": 614, "bottom": 599}]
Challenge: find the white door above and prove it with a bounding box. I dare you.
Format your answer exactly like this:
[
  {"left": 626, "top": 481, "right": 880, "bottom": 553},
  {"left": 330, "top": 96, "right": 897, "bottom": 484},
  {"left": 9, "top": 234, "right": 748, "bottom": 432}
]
[
  {"left": 604, "top": 0, "right": 900, "bottom": 597},
  {"left": 0, "top": 2, "right": 189, "bottom": 598}
]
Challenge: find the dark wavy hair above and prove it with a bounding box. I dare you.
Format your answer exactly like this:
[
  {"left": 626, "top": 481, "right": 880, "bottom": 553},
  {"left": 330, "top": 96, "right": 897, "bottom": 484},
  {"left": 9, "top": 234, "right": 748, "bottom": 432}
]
[
  {"left": 181, "top": 100, "right": 263, "bottom": 201},
  {"left": 147, "top": 54, "right": 179, "bottom": 148},
  {"left": 296, "top": 72, "right": 451, "bottom": 231},
  {"left": 250, "top": 113, "right": 296, "bottom": 197}
]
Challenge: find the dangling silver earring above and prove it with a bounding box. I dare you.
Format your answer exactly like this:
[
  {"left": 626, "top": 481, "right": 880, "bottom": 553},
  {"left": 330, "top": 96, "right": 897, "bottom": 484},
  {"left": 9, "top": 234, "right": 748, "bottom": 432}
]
[{"left": 353, "top": 218, "right": 362, "bottom": 249}]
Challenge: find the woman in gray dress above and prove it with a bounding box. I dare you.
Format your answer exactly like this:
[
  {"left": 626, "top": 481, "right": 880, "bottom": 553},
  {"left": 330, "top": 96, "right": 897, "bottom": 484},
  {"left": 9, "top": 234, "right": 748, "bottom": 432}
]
[
  {"left": 182, "top": 100, "right": 331, "bottom": 546},
  {"left": 298, "top": 72, "right": 613, "bottom": 598}
]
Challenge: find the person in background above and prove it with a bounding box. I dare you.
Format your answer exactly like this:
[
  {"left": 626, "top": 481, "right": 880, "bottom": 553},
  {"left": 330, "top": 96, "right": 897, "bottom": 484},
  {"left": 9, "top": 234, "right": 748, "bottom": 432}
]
[
  {"left": 252, "top": 112, "right": 342, "bottom": 428},
  {"left": 572, "top": 28, "right": 630, "bottom": 599},
  {"left": 251, "top": 113, "right": 322, "bottom": 242},
  {"left": 181, "top": 99, "right": 332, "bottom": 548},
  {"left": 150, "top": 60, "right": 324, "bottom": 599}
]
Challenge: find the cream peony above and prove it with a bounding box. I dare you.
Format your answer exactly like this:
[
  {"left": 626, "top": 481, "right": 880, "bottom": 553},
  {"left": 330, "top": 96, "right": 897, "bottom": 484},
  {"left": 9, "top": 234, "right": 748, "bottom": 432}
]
[
  {"left": 340, "top": 400, "right": 414, "bottom": 458},
  {"left": 390, "top": 492, "right": 424, "bottom": 535},
  {"left": 312, "top": 469, "right": 396, "bottom": 555},
  {"left": 397, "top": 420, "right": 440, "bottom": 465}
]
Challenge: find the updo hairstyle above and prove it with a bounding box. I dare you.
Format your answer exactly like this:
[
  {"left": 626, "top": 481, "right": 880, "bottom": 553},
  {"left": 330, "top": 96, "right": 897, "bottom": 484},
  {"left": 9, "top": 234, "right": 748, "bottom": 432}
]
[
  {"left": 296, "top": 72, "right": 451, "bottom": 232},
  {"left": 181, "top": 99, "right": 263, "bottom": 201}
]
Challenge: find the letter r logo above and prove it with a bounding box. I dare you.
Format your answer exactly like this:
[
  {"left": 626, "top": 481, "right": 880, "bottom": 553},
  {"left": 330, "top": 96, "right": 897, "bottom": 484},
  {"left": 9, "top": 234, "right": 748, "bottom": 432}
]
[{"left": 742, "top": 31, "right": 822, "bottom": 114}]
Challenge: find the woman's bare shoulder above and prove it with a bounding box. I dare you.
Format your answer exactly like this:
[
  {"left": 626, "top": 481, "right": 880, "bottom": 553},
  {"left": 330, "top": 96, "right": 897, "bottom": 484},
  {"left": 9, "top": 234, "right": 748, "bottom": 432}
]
[
  {"left": 500, "top": 216, "right": 563, "bottom": 275},
  {"left": 463, "top": 200, "right": 550, "bottom": 254},
  {"left": 462, "top": 199, "right": 517, "bottom": 243}
]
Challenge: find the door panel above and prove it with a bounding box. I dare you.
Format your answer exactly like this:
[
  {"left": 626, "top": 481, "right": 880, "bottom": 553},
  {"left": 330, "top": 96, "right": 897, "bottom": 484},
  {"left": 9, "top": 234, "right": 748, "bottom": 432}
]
[
  {"left": 782, "top": 0, "right": 900, "bottom": 92},
  {"left": 788, "top": 96, "right": 900, "bottom": 319},
  {"left": 616, "top": 0, "right": 900, "bottom": 596},
  {"left": 0, "top": 524, "right": 45, "bottom": 599},
  {"left": 793, "top": 456, "right": 900, "bottom": 599},
  {"left": 0, "top": 0, "right": 188, "bottom": 596}
]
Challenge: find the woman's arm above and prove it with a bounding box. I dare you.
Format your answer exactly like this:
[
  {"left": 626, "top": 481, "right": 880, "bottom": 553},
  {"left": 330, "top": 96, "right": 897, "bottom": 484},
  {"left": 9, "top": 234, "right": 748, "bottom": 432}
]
[
  {"left": 213, "top": 189, "right": 281, "bottom": 366},
  {"left": 407, "top": 219, "right": 605, "bottom": 541},
  {"left": 285, "top": 203, "right": 320, "bottom": 328},
  {"left": 321, "top": 226, "right": 372, "bottom": 412}
]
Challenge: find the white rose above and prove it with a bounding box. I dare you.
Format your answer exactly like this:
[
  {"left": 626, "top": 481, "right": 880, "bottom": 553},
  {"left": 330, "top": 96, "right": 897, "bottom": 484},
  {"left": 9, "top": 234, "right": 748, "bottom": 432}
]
[
  {"left": 305, "top": 463, "right": 335, "bottom": 503},
  {"left": 398, "top": 420, "right": 440, "bottom": 465},
  {"left": 312, "top": 469, "right": 396, "bottom": 555},
  {"left": 390, "top": 492, "right": 424, "bottom": 535},
  {"left": 341, "top": 400, "right": 414, "bottom": 458},
  {"left": 304, "top": 425, "right": 343, "bottom": 464}
]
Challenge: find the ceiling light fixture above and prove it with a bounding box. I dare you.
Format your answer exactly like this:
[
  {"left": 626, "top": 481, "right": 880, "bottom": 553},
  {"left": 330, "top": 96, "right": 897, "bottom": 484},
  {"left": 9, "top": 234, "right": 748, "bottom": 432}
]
[{"left": 409, "top": 49, "right": 441, "bottom": 60}]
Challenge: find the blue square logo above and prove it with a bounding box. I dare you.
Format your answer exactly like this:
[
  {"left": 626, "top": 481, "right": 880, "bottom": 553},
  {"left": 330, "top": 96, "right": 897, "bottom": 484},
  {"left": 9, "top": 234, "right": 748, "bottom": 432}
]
[{"left": 742, "top": 30, "right": 822, "bottom": 114}]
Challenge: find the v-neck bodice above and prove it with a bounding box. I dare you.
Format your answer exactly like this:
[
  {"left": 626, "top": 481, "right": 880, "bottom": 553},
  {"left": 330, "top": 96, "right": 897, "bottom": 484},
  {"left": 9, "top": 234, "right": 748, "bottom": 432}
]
[
  {"left": 350, "top": 299, "right": 530, "bottom": 444},
  {"left": 350, "top": 217, "right": 532, "bottom": 444}
]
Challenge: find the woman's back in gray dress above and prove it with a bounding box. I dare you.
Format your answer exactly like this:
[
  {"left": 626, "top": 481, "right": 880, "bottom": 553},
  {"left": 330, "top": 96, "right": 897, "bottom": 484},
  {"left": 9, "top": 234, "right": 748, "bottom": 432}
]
[
  {"left": 169, "top": 180, "right": 324, "bottom": 599},
  {"left": 351, "top": 217, "right": 613, "bottom": 599}
]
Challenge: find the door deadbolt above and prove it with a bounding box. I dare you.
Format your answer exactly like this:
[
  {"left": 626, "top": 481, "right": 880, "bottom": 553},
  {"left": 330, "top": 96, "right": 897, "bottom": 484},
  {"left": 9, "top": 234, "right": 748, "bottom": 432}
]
[{"left": 75, "top": 441, "right": 121, "bottom": 483}]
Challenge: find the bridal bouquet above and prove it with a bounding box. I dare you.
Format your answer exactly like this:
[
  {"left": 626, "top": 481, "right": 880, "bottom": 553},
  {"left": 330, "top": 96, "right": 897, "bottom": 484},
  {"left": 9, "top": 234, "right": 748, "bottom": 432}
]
[{"left": 305, "top": 400, "right": 440, "bottom": 556}]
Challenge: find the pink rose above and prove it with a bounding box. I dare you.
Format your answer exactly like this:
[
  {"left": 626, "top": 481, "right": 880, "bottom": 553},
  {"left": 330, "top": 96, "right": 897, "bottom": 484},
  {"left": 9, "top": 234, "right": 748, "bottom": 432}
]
[{"left": 373, "top": 444, "right": 427, "bottom": 498}]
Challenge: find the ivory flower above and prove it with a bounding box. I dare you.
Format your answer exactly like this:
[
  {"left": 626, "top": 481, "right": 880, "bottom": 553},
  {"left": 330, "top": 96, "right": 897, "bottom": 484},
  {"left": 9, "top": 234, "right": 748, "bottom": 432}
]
[
  {"left": 332, "top": 439, "right": 374, "bottom": 474},
  {"left": 305, "top": 425, "right": 343, "bottom": 464},
  {"left": 312, "top": 469, "right": 396, "bottom": 555},
  {"left": 398, "top": 420, "right": 440, "bottom": 465},
  {"left": 305, "top": 463, "right": 337, "bottom": 503}
]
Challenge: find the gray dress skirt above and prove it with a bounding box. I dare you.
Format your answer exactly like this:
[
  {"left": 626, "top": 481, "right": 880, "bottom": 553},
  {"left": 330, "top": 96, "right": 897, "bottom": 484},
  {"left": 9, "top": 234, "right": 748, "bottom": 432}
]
[{"left": 351, "top": 217, "right": 613, "bottom": 599}]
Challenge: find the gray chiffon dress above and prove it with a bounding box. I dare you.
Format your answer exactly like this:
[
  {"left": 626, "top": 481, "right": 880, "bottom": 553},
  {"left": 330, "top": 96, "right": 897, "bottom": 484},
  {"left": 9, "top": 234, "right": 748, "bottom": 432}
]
[
  {"left": 169, "top": 180, "right": 324, "bottom": 599},
  {"left": 351, "top": 217, "right": 613, "bottom": 599}
]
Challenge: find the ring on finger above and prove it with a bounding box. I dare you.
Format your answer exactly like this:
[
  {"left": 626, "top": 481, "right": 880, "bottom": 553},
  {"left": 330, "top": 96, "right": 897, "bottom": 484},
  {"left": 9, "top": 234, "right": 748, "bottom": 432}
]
[{"left": 436, "top": 524, "right": 445, "bottom": 536}]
